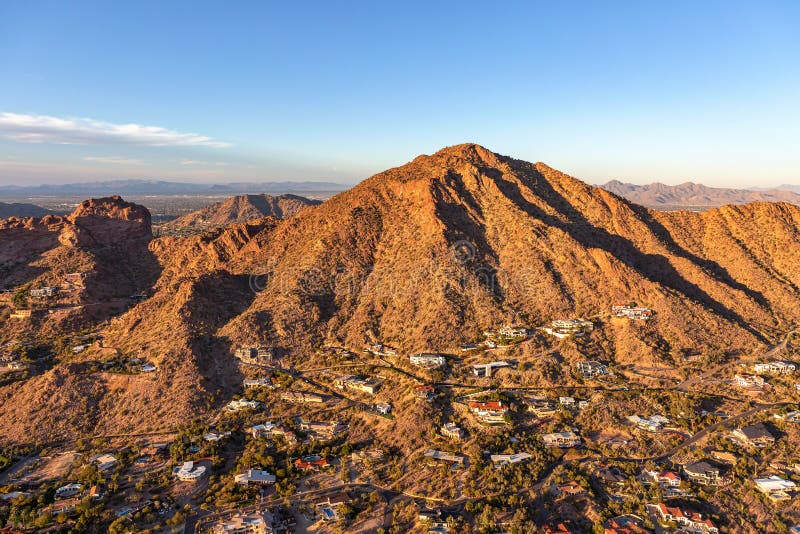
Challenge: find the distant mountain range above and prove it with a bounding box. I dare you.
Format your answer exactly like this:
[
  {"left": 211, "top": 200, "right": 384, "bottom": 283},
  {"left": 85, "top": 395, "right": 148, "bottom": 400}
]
[
  {"left": 0, "top": 179, "right": 350, "bottom": 197},
  {"left": 602, "top": 180, "right": 800, "bottom": 210}
]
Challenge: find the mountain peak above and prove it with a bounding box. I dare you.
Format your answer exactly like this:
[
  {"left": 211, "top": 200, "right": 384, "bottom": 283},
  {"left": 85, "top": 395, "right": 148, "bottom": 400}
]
[{"left": 425, "top": 143, "right": 507, "bottom": 167}]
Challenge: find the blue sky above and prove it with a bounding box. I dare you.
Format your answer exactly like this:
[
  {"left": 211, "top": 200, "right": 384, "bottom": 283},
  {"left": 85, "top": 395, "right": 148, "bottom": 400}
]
[{"left": 1, "top": 0, "right": 798, "bottom": 187}]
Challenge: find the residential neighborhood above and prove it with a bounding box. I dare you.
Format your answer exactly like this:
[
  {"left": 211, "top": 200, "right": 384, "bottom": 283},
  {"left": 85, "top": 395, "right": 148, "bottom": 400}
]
[{"left": 0, "top": 315, "right": 799, "bottom": 534}]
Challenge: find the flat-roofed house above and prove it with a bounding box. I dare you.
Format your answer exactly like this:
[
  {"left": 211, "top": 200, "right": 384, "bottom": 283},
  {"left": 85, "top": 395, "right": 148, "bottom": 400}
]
[
  {"left": 235, "top": 469, "right": 276, "bottom": 486},
  {"left": 731, "top": 422, "right": 775, "bottom": 448},
  {"left": 541, "top": 431, "right": 581, "bottom": 448}
]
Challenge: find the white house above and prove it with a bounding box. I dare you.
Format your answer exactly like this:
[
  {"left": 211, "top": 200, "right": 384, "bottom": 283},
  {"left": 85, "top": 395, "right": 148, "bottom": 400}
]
[
  {"left": 55, "top": 483, "right": 82, "bottom": 499},
  {"left": 490, "top": 452, "right": 532, "bottom": 468},
  {"left": 471, "top": 361, "right": 512, "bottom": 377},
  {"left": 251, "top": 422, "right": 277, "bottom": 439},
  {"left": 173, "top": 461, "right": 206, "bottom": 481},
  {"left": 409, "top": 353, "right": 446, "bottom": 368},
  {"left": 227, "top": 399, "right": 262, "bottom": 412},
  {"left": 754, "top": 475, "right": 796, "bottom": 500},
  {"left": 734, "top": 374, "right": 766, "bottom": 389},
  {"left": 498, "top": 325, "right": 528, "bottom": 338},
  {"left": 541, "top": 431, "right": 581, "bottom": 448},
  {"left": 754, "top": 361, "right": 796, "bottom": 375}
]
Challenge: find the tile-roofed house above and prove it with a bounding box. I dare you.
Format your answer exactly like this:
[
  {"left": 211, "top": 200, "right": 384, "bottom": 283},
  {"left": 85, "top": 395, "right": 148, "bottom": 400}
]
[
  {"left": 542, "top": 523, "right": 573, "bottom": 534},
  {"left": 652, "top": 503, "right": 718, "bottom": 533},
  {"left": 294, "top": 455, "right": 330, "bottom": 471},
  {"left": 603, "top": 514, "right": 649, "bottom": 534},
  {"left": 468, "top": 400, "right": 508, "bottom": 424}
]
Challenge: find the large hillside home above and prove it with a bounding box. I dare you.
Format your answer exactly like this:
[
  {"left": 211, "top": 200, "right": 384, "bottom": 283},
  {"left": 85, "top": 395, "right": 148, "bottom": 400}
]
[
  {"left": 730, "top": 422, "right": 775, "bottom": 448},
  {"left": 683, "top": 460, "right": 724, "bottom": 486}
]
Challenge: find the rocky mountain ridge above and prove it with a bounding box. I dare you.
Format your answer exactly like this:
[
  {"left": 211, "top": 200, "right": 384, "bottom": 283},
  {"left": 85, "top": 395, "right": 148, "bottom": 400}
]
[
  {"left": 160, "top": 193, "right": 320, "bottom": 234},
  {"left": 2, "top": 144, "right": 800, "bottom": 445}
]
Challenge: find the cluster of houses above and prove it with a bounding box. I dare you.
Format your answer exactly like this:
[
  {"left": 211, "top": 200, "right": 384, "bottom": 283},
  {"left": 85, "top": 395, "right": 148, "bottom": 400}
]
[
  {"left": 543, "top": 319, "right": 594, "bottom": 339},
  {"left": 649, "top": 503, "right": 718, "bottom": 533},
  {"left": 251, "top": 422, "right": 297, "bottom": 444}
]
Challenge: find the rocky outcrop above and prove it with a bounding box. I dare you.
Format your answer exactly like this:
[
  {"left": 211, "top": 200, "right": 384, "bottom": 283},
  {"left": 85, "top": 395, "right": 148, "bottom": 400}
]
[{"left": 59, "top": 195, "right": 151, "bottom": 247}]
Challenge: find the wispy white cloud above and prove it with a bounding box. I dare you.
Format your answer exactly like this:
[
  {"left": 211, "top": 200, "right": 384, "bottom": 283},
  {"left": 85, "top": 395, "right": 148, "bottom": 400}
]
[
  {"left": 0, "top": 112, "right": 229, "bottom": 147},
  {"left": 83, "top": 156, "right": 146, "bottom": 165}
]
